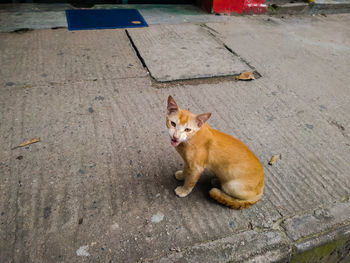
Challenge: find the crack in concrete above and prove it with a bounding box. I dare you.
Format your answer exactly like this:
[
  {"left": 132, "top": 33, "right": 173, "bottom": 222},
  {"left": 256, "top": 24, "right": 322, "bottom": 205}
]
[
  {"left": 201, "top": 23, "right": 262, "bottom": 79},
  {"left": 329, "top": 119, "right": 347, "bottom": 137},
  {"left": 125, "top": 29, "right": 153, "bottom": 78}
]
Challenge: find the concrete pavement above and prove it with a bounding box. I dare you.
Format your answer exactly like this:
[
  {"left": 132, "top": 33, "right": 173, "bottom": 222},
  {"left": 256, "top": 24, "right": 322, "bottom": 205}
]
[{"left": 1, "top": 11, "right": 350, "bottom": 263}]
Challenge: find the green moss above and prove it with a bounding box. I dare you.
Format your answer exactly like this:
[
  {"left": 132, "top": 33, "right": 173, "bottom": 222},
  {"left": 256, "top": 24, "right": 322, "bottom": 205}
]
[{"left": 292, "top": 237, "right": 349, "bottom": 263}]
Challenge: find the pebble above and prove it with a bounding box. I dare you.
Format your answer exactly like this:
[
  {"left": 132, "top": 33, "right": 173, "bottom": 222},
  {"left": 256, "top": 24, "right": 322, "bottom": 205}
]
[
  {"left": 151, "top": 212, "right": 164, "bottom": 223},
  {"left": 76, "top": 245, "right": 90, "bottom": 257}
]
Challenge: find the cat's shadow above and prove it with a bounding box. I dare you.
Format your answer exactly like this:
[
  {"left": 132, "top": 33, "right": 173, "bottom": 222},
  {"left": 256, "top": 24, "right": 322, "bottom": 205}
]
[
  {"left": 156, "top": 164, "right": 218, "bottom": 205},
  {"left": 195, "top": 170, "right": 219, "bottom": 204}
]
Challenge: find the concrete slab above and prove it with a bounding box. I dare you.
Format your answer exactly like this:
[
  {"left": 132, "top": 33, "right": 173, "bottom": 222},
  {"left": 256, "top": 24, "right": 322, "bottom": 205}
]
[
  {"left": 206, "top": 15, "right": 350, "bottom": 216},
  {"left": 148, "top": 230, "right": 292, "bottom": 263},
  {"left": 282, "top": 201, "right": 350, "bottom": 241},
  {"left": 127, "top": 24, "right": 252, "bottom": 82},
  {"left": 0, "top": 28, "right": 147, "bottom": 85},
  {"left": 0, "top": 78, "right": 282, "bottom": 263},
  {"left": 0, "top": 11, "right": 67, "bottom": 33},
  {"left": 292, "top": 223, "right": 350, "bottom": 262}
]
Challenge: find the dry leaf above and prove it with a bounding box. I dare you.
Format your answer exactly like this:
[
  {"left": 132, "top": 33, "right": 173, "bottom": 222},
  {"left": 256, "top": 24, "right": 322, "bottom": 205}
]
[
  {"left": 12, "top": 137, "right": 40, "bottom": 150},
  {"left": 268, "top": 154, "right": 281, "bottom": 165},
  {"left": 236, "top": 71, "right": 255, "bottom": 81},
  {"left": 19, "top": 137, "right": 40, "bottom": 147}
]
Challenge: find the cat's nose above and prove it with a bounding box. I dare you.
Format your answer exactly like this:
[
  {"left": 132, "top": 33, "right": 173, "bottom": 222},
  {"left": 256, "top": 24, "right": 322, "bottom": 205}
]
[{"left": 173, "top": 135, "right": 179, "bottom": 140}]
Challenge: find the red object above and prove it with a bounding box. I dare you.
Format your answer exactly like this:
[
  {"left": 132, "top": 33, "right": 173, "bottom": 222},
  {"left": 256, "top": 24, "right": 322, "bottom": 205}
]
[{"left": 200, "top": 0, "right": 267, "bottom": 14}]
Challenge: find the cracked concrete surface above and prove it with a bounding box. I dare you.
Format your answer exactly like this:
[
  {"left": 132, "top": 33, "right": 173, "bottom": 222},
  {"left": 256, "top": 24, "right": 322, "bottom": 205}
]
[
  {"left": 0, "top": 10, "right": 350, "bottom": 263},
  {"left": 127, "top": 24, "right": 251, "bottom": 81}
]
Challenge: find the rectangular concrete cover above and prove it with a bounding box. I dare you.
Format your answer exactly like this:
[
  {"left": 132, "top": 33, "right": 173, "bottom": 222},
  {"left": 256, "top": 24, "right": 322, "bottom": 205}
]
[{"left": 128, "top": 24, "right": 252, "bottom": 82}]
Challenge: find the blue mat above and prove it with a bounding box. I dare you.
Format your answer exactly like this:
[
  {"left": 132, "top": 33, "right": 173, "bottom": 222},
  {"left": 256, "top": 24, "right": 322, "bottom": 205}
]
[{"left": 65, "top": 9, "right": 148, "bottom": 31}]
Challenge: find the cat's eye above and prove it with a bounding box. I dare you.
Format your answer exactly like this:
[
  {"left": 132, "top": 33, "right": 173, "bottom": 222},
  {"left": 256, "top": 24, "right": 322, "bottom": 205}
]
[
  {"left": 185, "top": 128, "right": 191, "bottom": 132},
  {"left": 171, "top": 121, "right": 176, "bottom": 127}
]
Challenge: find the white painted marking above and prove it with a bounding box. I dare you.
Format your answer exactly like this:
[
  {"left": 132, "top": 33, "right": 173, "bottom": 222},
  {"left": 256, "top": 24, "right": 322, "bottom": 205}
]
[{"left": 247, "top": 3, "right": 267, "bottom": 7}]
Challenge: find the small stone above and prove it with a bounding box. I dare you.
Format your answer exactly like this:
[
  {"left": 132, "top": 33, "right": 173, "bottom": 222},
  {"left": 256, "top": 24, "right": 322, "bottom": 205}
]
[
  {"left": 6, "top": 82, "right": 14, "bottom": 86},
  {"left": 248, "top": 222, "right": 254, "bottom": 230},
  {"left": 130, "top": 160, "right": 133, "bottom": 165},
  {"left": 76, "top": 245, "right": 90, "bottom": 257},
  {"left": 88, "top": 107, "right": 94, "bottom": 113},
  {"left": 44, "top": 206, "right": 51, "bottom": 218},
  {"left": 151, "top": 212, "right": 164, "bottom": 223},
  {"left": 101, "top": 247, "right": 105, "bottom": 251},
  {"left": 136, "top": 173, "right": 142, "bottom": 178},
  {"left": 229, "top": 221, "right": 235, "bottom": 228},
  {"left": 78, "top": 169, "right": 85, "bottom": 174},
  {"left": 16, "top": 156, "right": 23, "bottom": 160},
  {"left": 78, "top": 218, "right": 83, "bottom": 224}
]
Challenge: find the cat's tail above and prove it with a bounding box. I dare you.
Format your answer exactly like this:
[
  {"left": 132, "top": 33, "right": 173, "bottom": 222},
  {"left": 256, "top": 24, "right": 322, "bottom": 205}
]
[{"left": 209, "top": 188, "right": 261, "bottom": 209}]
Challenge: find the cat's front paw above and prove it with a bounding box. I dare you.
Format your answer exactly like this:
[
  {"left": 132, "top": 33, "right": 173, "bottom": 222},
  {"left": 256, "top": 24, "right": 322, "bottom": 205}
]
[
  {"left": 175, "top": 186, "right": 191, "bottom": 197},
  {"left": 175, "top": 170, "right": 185, "bottom": 181}
]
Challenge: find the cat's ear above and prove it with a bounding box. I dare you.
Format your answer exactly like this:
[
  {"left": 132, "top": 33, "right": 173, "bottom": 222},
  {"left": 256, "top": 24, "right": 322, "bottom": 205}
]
[
  {"left": 167, "top": 95, "right": 179, "bottom": 114},
  {"left": 196, "top": 113, "right": 211, "bottom": 127}
]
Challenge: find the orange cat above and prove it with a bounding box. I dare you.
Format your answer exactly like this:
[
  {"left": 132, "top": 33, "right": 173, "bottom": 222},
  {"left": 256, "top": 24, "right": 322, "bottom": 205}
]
[{"left": 166, "top": 95, "right": 264, "bottom": 209}]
